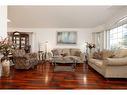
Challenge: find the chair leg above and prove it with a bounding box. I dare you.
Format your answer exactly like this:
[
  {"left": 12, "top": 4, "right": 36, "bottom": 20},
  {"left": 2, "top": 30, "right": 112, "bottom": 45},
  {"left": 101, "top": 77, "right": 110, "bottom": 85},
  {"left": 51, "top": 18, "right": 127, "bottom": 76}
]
[
  {"left": 53, "top": 62, "right": 57, "bottom": 72},
  {"left": 31, "top": 65, "right": 35, "bottom": 69},
  {"left": 51, "top": 62, "right": 54, "bottom": 66},
  {"left": 72, "top": 62, "right": 76, "bottom": 69},
  {"left": 35, "top": 65, "right": 37, "bottom": 68}
]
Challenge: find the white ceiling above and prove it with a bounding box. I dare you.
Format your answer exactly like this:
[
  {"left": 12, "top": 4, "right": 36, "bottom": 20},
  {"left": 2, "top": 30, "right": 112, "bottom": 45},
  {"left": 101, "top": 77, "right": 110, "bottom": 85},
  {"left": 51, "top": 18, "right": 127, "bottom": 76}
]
[{"left": 8, "top": 6, "right": 126, "bottom": 28}]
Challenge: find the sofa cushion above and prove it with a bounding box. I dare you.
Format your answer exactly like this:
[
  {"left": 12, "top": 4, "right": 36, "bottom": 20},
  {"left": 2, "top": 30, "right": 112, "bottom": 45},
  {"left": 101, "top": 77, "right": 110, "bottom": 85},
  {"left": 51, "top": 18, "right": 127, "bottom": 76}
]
[
  {"left": 93, "top": 50, "right": 114, "bottom": 60},
  {"left": 70, "top": 48, "right": 80, "bottom": 56},
  {"left": 89, "top": 58, "right": 103, "bottom": 68},
  {"left": 52, "top": 49, "right": 63, "bottom": 56},
  {"left": 113, "top": 49, "right": 127, "bottom": 58},
  {"left": 52, "top": 56, "right": 65, "bottom": 63},
  {"left": 67, "top": 56, "right": 83, "bottom": 63},
  {"left": 73, "top": 51, "right": 81, "bottom": 57},
  {"left": 106, "top": 57, "right": 127, "bottom": 66},
  {"left": 61, "top": 53, "right": 67, "bottom": 57},
  {"left": 62, "top": 49, "right": 70, "bottom": 56},
  {"left": 52, "top": 56, "right": 80, "bottom": 63}
]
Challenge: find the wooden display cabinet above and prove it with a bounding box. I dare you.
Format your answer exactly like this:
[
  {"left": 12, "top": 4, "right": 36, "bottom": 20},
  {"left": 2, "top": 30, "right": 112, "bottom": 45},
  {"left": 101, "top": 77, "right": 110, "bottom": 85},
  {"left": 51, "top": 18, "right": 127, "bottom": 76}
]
[{"left": 12, "top": 31, "right": 30, "bottom": 53}]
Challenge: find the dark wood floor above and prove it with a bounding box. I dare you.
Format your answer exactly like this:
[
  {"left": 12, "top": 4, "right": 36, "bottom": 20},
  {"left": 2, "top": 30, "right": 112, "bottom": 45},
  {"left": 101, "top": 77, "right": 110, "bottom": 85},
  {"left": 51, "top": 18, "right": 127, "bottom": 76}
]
[{"left": 0, "top": 61, "right": 127, "bottom": 89}]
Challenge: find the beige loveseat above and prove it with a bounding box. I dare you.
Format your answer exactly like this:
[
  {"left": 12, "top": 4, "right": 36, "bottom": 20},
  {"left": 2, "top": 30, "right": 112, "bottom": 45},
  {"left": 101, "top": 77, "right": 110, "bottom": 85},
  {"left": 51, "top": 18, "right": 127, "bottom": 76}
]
[
  {"left": 51, "top": 48, "right": 85, "bottom": 64},
  {"left": 88, "top": 49, "right": 127, "bottom": 78}
]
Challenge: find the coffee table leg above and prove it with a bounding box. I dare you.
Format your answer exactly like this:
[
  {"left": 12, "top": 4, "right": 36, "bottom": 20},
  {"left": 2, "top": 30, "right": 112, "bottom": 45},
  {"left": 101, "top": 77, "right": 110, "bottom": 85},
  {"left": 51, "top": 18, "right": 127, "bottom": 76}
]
[
  {"left": 74, "top": 62, "right": 76, "bottom": 68},
  {"left": 53, "top": 62, "right": 56, "bottom": 72},
  {"left": 72, "top": 62, "right": 76, "bottom": 70},
  {"left": 72, "top": 63, "right": 75, "bottom": 71}
]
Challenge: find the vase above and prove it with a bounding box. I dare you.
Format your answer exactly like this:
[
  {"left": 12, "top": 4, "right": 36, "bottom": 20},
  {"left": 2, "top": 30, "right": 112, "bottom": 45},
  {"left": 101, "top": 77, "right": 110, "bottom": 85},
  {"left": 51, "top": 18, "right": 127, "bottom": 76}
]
[
  {"left": 88, "top": 49, "right": 93, "bottom": 58},
  {"left": 0, "top": 64, "right": 2, "bottom": 77},
  {"left": 1, "top": 58, "right": 10, "bottom": 77}
]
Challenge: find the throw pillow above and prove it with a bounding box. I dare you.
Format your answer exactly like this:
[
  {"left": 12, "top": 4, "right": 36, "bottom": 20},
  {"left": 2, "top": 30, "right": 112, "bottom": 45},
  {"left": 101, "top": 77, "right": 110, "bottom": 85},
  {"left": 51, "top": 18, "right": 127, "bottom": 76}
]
[
  {"left": 52, "top": 49, "right": 59, "bottom": 56},
  {"left": 101, "top": 50, "right": 114, "bottom": 59},
  {"left": 61, "top": 53, "right": 68, "bottom": 57},
  {"left": 62, "top": 49, "right": 70, "bottom": 56},
  {"left": 93, "top": 51, "right": 103, "bottom": 60}
]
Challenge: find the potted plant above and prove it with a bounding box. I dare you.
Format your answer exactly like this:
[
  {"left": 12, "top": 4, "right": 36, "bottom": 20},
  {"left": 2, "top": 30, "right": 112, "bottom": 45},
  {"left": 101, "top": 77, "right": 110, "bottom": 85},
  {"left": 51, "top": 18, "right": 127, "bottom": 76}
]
[
  {"left": 0, "top": 37, "right": 14, "bottom": 77},
  {"left": 86, "top": 43, "right": 95, "bottom": 51},
  {"left": 85, "top": 42, "right": 95, "bottom": 58}
]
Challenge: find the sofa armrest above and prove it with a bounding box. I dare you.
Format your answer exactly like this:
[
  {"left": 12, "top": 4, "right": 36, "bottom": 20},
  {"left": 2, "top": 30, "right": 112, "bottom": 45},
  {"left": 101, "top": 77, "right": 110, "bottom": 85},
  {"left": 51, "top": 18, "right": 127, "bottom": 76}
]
[
  {"left": 25, "top": 53, "right": 37, "bottom": 59},
  {"left": 104, "top": 57, "right": 127, "bottom": 66}
]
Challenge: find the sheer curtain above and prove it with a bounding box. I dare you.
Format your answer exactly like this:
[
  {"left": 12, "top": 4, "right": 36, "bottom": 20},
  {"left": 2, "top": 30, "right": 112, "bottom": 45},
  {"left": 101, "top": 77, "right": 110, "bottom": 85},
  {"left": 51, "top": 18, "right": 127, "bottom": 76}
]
[{"left": 92, "top": 31, "right": 105, "bottom": 51}]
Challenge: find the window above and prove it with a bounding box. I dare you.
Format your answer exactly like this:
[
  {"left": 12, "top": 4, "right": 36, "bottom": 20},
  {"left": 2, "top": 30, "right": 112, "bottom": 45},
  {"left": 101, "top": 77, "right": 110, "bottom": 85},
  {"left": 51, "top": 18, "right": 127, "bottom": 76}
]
[{"left": 109, "top": 24, "right": 127, "bottom": 49}]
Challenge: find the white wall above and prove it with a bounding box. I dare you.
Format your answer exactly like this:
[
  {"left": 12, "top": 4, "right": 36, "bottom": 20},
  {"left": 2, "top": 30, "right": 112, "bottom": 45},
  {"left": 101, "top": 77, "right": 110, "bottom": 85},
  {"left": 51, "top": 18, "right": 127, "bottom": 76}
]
[
  {"left": 8, "top": 28, "right": 93, "bottom": 52},
  {"left": 0, "top": 5, "right": 7, "bottom": 38}
]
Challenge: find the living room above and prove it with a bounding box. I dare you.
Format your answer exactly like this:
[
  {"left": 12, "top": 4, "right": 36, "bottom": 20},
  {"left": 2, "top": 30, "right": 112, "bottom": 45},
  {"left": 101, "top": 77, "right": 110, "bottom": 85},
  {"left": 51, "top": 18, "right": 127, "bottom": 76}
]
[{"left": 0, "top": 1, "right": 127, "bottom": 94}]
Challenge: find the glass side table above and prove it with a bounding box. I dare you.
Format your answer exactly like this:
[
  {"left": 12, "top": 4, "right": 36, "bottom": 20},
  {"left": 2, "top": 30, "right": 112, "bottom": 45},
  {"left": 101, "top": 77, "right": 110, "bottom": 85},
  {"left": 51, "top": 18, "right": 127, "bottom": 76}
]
[
  {"left": 0, "top": 62, "right": 2, "bottom": 77},
  {"left": 85, "top": 53, "right": 88, "bottom": 64},
  {"left": 38, "top": 51, "right": 44, "bottom": 61},
  {"left": 42, "top": 52, "right": 52, "bottom": 63}
]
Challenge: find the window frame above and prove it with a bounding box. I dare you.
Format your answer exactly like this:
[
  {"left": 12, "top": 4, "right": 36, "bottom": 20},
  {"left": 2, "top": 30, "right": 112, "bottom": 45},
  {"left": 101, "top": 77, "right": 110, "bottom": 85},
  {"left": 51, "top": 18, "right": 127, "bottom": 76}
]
[{"left": 108, "top": 24, "right": 127, "bottom": 49}]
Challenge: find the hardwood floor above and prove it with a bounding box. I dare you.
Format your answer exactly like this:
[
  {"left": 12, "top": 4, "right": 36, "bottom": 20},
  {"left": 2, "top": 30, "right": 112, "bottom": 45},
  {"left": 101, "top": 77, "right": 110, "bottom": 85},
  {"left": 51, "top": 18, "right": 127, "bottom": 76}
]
[{"left": 0, "top": 62, "right": 127, "bottom": 89}]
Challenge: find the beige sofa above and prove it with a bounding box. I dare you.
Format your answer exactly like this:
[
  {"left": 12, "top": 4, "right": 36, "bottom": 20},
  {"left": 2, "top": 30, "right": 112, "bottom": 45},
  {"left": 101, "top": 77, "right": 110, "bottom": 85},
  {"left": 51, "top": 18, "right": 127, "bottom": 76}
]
[
  {"left": 51, "top": 48, "right": 85, "bottom": 64},
  {"left": 88, "top": 49, "right": 127, "bottom": 78}
]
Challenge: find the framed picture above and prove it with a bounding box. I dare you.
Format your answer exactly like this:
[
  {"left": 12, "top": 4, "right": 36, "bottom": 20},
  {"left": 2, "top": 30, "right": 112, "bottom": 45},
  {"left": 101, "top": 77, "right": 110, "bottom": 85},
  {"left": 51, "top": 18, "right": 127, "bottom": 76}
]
[{"left": 57, "top": 31, "right": 77, "bottom": 44}]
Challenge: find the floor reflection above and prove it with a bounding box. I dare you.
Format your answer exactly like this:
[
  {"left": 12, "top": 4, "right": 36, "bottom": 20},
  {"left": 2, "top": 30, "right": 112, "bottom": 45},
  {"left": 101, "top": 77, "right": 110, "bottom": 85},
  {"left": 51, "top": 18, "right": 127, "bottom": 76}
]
[{"left": 0, "top": 62, "right": 126, "bottom": 89}]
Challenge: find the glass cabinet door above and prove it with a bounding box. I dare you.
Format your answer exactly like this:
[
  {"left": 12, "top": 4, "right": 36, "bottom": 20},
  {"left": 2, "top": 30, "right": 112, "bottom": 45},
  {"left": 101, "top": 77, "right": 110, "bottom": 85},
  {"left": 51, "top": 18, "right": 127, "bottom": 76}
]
[{"left": 12, "top": 31, "right": 30, "bottom": 52}]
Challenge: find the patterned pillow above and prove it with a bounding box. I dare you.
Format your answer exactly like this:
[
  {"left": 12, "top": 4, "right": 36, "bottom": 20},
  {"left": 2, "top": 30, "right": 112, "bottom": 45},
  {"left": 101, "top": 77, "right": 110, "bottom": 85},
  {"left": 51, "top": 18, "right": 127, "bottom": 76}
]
[
  {"left": 61, "top": 53, "right": 68, "bottom": 57},
  {"left": 102, "top": 50, "right": 114, "bottom": 59},
  {"left": 51, "top": 49, "right": 59, "bottom": 56},
  {"left": 62, "top": 49, "right": 70, "bottom": 56},
  {"left": 93, "top": 51, "right": 103, "bottom": 60}
]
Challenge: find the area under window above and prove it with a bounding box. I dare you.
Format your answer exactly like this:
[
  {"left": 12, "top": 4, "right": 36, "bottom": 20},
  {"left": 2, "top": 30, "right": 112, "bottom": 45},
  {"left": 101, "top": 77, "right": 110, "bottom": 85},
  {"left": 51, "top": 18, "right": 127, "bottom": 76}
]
[{"left": 109, "top": 24, "right": 127, "bottom": 49}]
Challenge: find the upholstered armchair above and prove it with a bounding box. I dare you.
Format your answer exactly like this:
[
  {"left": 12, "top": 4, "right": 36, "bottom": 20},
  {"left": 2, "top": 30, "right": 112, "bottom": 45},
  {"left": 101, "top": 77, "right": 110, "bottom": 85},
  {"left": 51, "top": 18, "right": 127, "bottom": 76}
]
[{"left": 13, "top": 49, "right": 38, "bottom": 69}]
